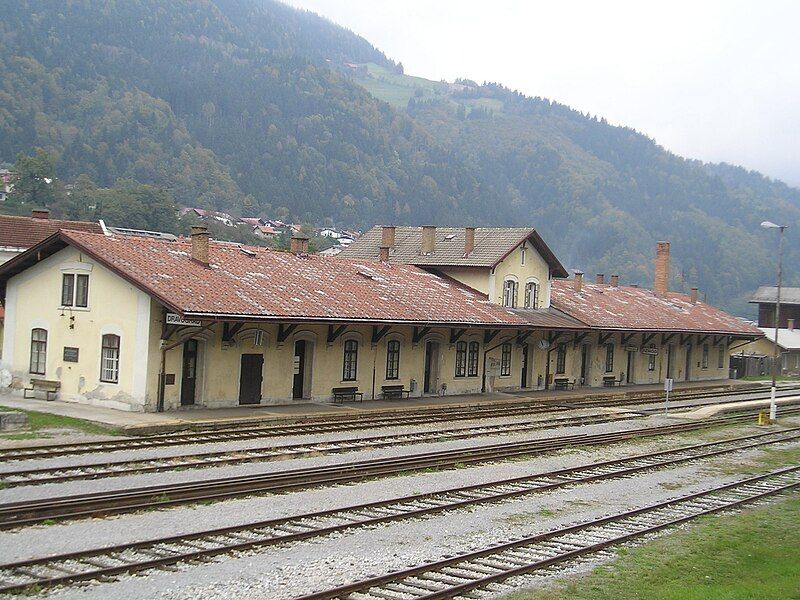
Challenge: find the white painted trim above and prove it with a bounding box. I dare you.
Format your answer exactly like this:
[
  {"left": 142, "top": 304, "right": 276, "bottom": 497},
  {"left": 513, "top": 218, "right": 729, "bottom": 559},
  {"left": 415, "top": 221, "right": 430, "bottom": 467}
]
[
  {"left": 131, "top": 290, "right": 150, "bottom": 400},
  {"left": 1, "top": 279, "right": 18, "bottom": 369},
  {"left": 59, "top": 261, "right": 93, "bottom": 273}
]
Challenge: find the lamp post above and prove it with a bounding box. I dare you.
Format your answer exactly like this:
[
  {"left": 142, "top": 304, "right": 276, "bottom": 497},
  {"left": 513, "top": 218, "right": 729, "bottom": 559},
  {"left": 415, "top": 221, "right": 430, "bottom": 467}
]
[{"left": 761, "top": 220, "right": 787, "bottom": 420}]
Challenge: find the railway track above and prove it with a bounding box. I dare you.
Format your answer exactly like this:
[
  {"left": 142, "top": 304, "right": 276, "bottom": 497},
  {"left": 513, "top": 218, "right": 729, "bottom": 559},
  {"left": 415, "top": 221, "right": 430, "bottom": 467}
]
[
  {"left": 295, "top": 466, "right": 800, "bottom": 600},
  {"left": 0, "top": 411, "right": 642, "bottom": 488},
  {"left": 1, "top": 407, "right": 798, "bottom": 529},
  {"left": 1, "top": 386, "right": 796, "bottom": 463},
  {"left": 0, "top": 427, "right": 798, "bottom": 593}
]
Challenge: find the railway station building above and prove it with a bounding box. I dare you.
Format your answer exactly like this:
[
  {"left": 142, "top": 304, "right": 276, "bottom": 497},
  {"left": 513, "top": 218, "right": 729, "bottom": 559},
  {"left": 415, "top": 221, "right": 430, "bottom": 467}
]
[{"left": 0, "top": 224, "right": 761, "bottom": 412}]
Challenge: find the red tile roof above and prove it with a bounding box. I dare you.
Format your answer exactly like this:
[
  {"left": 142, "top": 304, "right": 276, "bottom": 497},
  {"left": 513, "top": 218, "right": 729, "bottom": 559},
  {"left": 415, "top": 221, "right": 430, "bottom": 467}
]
[
  {"left": 0, "top": 214, "right": 103, "bottom": 249},
  {"left": 550, "top": 280, "right": 762, "bottom": 336},
  {"left": 58, "top": 231, "right": 535, "bottom": 327}
]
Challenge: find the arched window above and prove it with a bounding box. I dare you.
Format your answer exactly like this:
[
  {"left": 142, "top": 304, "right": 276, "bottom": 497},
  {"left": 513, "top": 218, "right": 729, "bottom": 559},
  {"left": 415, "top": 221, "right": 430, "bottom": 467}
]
[
  {"left": 29, "top": 329, "right": 47, "bottom": 375},
  {"left": 467, "top": 341, "right": 480, "bottom": 377},
  {"left": 556, "top": 344, "right": 567, "bottom": 374},
  {"left": 100, "top": 334, "right": 121, "bottom": 383},
  {"left": 343, "top": 340, "right": 358, "bottom": 381},
  {"left": 502, "top": 279, "right": 518, "bottom": 308},
  {"left": 455, "top": 341, "right": 467, "bottom": 377},
  {"left": 524, "top": 281, "right": 539, "bottom": 309},
  {"left": 386, "top": 340, "right": 400, "bottom": 380},
  {"left": 605, "top": 343, "right": 615, "bottom": 373}
]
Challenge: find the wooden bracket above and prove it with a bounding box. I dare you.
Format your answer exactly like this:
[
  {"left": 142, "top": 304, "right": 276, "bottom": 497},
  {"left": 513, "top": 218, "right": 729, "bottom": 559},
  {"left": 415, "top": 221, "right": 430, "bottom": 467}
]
[
  {"left": 449, "top": 328, "right": 467, "bottom": 345},
  {"left": 620, "top": 332, "right": 636, "bottom": 346},
  {"left": 641, "top": 332, "right": 657, "bottom": 346},
  {"left": 680, "top": 333, "right": 694, "bottom": 346},
  {"left": 371, "top": 325, "right": 392, "bottom": 344},
  {"left": 327, "top": 324, "right": 349, "bottom": 345},
  {"left": 598, "top": 331, "right": 614, "bottom": 346},
  {"left": 516, "top": 330, "right": 533, "bottom": 346},
  {"left": 572, "top": 331, "right": 589, "bottom": 347},
  {"left": 277, "top": 323, "right": 298, "bottom": 344},
  {"left": 413, "top": 326, "right": 432, "bottom": 344},
  {"left": 222, "top": 322, "right": 244, "bottom": 342},
  {"left": 661, "top": 332, "right": 676, "bottom": 345},
  {"left": 484, "top": 329, "right": 501, "bottom": 344},
  {"left": 696, "top": 334, "right": 710, "bottom": 346}
]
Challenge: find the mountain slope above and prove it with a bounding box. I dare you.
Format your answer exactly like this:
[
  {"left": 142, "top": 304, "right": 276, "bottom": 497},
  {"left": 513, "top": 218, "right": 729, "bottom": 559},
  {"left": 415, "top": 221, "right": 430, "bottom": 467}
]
[{"left": 0, "top": 0, "right": 797, "bottom": 315}]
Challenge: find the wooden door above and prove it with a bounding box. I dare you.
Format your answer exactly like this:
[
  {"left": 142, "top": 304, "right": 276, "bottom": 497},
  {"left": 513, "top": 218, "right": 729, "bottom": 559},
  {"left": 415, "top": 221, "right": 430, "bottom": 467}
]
[
  {"left": 239, "top": 353, "right": 264, "bottom": 405},
  {"left": 180, "top": 340, "right": 198, "bottom": 406}
]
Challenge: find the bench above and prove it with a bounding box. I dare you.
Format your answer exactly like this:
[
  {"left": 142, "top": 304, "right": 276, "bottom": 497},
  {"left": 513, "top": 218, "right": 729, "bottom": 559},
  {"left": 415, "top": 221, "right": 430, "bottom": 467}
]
[
  {"left": 603, "top": 376, "right": 623, "bottom": 387},
  {"left": 331, "top": 386, "right": 363, "bottom": 403},
  {"left": 381, "top": 384, "right": 411, "bottom": 400},
  {"left": 24, "top": 378, "right": 61, "bottom": 401},
  {"left": 553, "top": 378, "right": 575, "bottom": 390}
]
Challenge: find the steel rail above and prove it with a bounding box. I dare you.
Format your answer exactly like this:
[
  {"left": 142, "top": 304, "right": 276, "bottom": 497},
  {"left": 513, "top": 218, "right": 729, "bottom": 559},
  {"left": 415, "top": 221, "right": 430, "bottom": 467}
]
[
  {"left": 0, "top": 411, "right": 642, "bottom": 488},
  {"left": 0, "top": 428, "right": 798, "bottom": 593},
  {"left": 0, "top": 407, "right": 798, "bottom": 529},
  {"left": 1, "top": 386, "right": 795, "bottom": 463},
  {"left": 294, "top": 466, "right": 800, "bottom": 600}
]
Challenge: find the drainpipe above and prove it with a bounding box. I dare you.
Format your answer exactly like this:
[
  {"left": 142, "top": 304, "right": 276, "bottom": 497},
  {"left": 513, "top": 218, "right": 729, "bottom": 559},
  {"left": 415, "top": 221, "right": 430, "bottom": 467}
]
[{"left": 157, "top": 323, "right": 214, "bottom": 412}]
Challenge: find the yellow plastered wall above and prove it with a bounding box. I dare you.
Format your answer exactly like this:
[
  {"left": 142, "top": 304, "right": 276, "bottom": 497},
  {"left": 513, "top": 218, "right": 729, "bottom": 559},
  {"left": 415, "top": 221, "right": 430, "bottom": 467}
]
[
  {"left": 491, "top": 244, "right": 552, "bottom": 308},
  {"left": 2, "top": 246, "right": 153, "bottom": 411}
]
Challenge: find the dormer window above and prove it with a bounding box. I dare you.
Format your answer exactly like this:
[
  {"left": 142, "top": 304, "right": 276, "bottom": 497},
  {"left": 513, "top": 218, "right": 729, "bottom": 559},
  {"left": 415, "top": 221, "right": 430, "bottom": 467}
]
[
  {"left": 502, "top": 279, "right": 518, "bottom": 308},
  {"left": 61, "top": 273, "right": 89, "bottom": 308},
  {"left": 524, "top": 281, "right": 539, "bottom": 309}
]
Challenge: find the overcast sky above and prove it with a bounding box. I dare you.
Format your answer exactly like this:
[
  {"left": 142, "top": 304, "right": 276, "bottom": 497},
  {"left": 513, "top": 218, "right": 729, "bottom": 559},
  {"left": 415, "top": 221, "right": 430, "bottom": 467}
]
[{"left": 284, "top": 0, "right": 799, "bottom": 187}]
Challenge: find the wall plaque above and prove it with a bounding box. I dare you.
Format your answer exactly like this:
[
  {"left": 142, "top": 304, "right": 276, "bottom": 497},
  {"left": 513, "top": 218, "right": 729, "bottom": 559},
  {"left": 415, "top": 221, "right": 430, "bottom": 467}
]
[{"left": 63, "top": 347, "right": 79, "bottom": 362}]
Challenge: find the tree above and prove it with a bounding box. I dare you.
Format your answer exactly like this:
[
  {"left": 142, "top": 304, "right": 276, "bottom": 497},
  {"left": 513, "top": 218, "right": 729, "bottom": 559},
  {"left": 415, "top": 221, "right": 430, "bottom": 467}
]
[{"left": 7, "top": 150, "right": 60, "bottom": 210}]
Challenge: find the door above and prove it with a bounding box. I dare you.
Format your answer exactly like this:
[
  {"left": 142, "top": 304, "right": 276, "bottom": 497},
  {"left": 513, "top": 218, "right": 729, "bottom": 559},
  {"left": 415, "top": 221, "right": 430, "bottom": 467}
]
[
  {"left": 424, "top": 342, "right": 439, "bottom": 394},
  {"left": 580, "top": 344, "right": 589, "bottom": 385},
  {"left": 180, "top": 339, "right": 198, "bottom": 406},
  {"left": 292, "top": 340, "right": 306, "bottom": 399},
  {"left": 626, "top": 351, "right": 635, "bottom": 383},
  {"left": 684, "top": 346, "right": 692, "bottom": 381},
  {"left": 520, "top": 344, "right": 529, "bottom": 388},
  {"left": 239, "top": 353, "right": 264, "bottom": 405}
]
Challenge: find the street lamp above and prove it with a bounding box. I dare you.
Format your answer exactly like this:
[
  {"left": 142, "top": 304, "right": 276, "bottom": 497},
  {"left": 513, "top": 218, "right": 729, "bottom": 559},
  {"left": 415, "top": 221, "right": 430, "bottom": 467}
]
[{"left": 760, "top": 220, "right": 787, "bottom": 420}]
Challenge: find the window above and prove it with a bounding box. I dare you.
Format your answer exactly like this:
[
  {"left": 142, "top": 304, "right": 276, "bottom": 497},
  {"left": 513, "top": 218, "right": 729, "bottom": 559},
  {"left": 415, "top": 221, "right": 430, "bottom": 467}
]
[
  {"left": 556, "top": 344, "right": 566, "bottom": 374},
  {"left": 29, "top": 328, "right": 47, "bottom": 375},
  {"left": 524, "top": 281, "right": 539, "bottom": 309},
  {"left": 100, "top": 334, "right": 120, "bottom": 383},
  {"left": 521, "top": 246, "right": 526, "bottom": 265},
  {"left": 61, "top": 273, "right": 89, "bottom": 307},
  {"left": 467, "top": 341, "right": 480, "bottom": 377},
  {"left": 455, "top": 341, "right": 467, "bottom": 377},
  {"left": 605, "top": 343, "right": 614, "bottom": 373},
  {"left": 500, "top": 343, "right": 512, "bottom": 376},
  {"left": 648, "top": 353, "right": 656, "bottom": 371},
  {"left": 717, "top": 347, "right": 724, "bottom": 369},
  {"left": 502, "top": 279, "right": 518, "bottom": 308},
  {"left": 386, "top": 340, "right": 400, "bottom": 380},
  {"left": 702, "top": 344, "right": 709, "bottom": 369},
  {"left": 342, "top": 340, "right": 358, "bottom": 381}
]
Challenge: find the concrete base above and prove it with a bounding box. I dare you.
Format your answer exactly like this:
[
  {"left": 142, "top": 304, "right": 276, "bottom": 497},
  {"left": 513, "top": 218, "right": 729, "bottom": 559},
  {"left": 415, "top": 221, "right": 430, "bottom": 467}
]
[
  {"left": 672, "top": 395, "right": 800, "bottom": 419},
  {"left": 0, "top": 411, "right": 28, "bottom": 431}
]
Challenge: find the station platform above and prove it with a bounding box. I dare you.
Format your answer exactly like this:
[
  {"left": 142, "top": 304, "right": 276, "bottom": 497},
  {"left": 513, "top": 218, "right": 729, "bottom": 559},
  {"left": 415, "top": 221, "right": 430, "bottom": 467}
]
[{"left": 0, "top": 379, "right": 765, "bottom": 435}]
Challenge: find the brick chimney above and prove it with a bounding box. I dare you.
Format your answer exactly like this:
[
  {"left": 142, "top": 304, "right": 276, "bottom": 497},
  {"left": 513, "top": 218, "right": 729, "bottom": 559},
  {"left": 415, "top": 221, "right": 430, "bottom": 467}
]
[
  {"left": 610, "top": 274, "right": 619, "bottom": 287},
  {"left": 464, "top": 227, "right": 476, "bottom": 256},
  {"left": 573, "top": 271, "right": 584, "bottom": 292},
  {"left": 290, "top": 232, "right": 310, "bottom": 254},
  {"left": 381, "top": 226, "right": 396, "bottom": 249},
  {"left": 190, "top": 225, "right": 210, "bottom": 267},
  {"left": 788, "top": 318, "right": 795, "bottom": 331},
  {"left": 690, "top": 287, "right": 698, "bottom": 304},
  {"left": 596, "top": 273, "right": 605, "bottom": 284},
  {"left": 31, "top": 208, "right": 50, "bottom": 220},
  {"left": 655, "top": 241, "right": 670, "bottom": 296},
  {"left": 379, "top": 245, "right": 390, "bottom": 262},
  {"left": 421, "top": 225, "right": 436, "bottom": 254}
]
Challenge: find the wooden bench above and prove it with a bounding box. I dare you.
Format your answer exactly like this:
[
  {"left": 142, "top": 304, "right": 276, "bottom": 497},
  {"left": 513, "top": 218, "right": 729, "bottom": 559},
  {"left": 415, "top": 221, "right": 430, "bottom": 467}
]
[
  {"left": 331, "top": 386, "right": 363, "bottom": 403},
  {"left": 603, "top": 376, "right": 623, "bottom": 387},
  {"left": 553, "top": 378, "right": 575, "bottom": 390},
  {"left": 24, "top": 378, "right": 61, "bottom": 401},
  {"left": 381, "top": 384, "right": 411, "bottom": 400}
]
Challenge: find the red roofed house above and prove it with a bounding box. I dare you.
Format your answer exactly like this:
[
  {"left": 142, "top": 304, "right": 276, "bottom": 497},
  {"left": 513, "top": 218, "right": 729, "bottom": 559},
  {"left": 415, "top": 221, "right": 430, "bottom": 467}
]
[{"left": 0, "top": 223, "right": 761, "bottom": 412}]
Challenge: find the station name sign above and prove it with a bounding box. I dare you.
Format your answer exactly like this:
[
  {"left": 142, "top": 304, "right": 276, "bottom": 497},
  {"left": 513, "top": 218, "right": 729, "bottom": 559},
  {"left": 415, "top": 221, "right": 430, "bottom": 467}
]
[
  {"left": 166, "top": 313, "right": 202, "bottom": 327},
  {"left": 641, "top": 346, "right": 659, "bottom": 356}
]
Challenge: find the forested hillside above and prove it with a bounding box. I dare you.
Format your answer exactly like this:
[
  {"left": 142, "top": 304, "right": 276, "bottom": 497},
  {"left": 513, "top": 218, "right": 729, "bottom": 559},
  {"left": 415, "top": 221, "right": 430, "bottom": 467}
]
[{"left": 1, "top": 0, "right": 797, "bottom": 315}]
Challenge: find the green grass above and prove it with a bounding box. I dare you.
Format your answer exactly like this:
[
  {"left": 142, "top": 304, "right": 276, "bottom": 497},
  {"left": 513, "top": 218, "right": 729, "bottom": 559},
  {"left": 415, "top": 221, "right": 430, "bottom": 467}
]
[
  {"left": 0, "top": 405, "right": 122, "bottom": 439},
  {"left": 741, "top": 375, "right": 798, "bottom": 382},
  {"left": 506, "top": 494, "right": 800, "bottom": 600}
]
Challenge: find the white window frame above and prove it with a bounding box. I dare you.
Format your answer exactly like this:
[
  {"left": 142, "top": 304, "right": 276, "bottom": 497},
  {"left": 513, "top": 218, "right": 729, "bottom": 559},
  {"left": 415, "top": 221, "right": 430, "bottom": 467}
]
[
  {"left": 100, "top": 334, "right": 121, "bottom": 384},
  {"left": 502, "top": 278, "right": 519, "bottom": 308}
]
